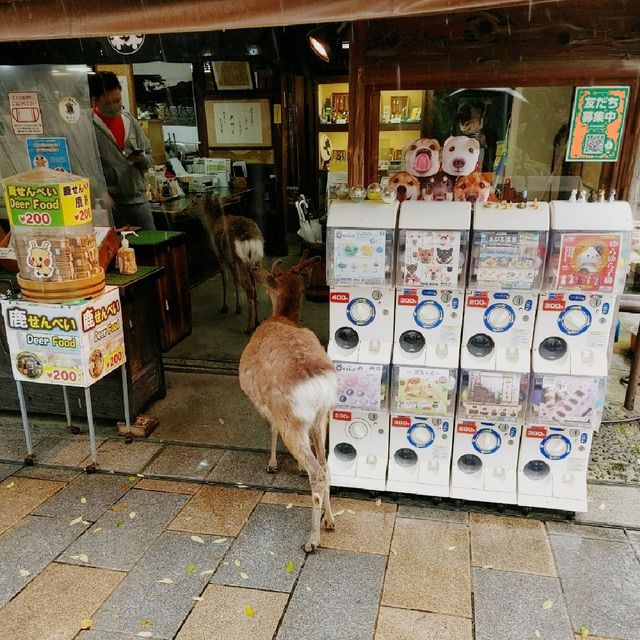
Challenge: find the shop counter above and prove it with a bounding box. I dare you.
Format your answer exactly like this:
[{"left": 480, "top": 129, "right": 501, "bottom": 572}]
[
  {"left": 128, "top": 231, "right": 192, "bottom": 351},
  {"left": 0, "top": 266, "right": 166, "bottom": 420}
]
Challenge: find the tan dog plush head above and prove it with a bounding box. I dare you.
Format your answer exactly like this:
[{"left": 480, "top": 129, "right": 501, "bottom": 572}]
[
  {"left": 442, "top": 136, "right": 480, "bottom": 176},
  {"left": 454, "top": 172, "right": 493, "bottom": 203},
  {"left": 389, "top": 171, "right": 421, "bottom": 202},
  {"left": 403, "top": 138, "right": 441, "bottom": 177}
]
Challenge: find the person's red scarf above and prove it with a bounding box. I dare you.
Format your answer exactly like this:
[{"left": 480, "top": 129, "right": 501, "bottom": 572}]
[{"left": 94, "top": 109, "right": 125, "bottom": 150}]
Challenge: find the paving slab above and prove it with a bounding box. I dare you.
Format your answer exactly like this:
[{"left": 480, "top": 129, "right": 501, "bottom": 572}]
[
  {"left": 175, "top": 584, "right": 289, "bottom": 640},
  {"left": 0, "top": 476, "right": 64, "bottom": 535},
  {"left": 550, "top": 535, "right": 640, "bottom": 638},
  {"left": 0, "top": 462, "right": 21, "bottom": 481},
  {"left": 0, "top": 514, "right": 90, "bottom": 607},
  {"left": 207, "top": 449, "right": 277, "bottom": 487},
  {"left": 382, "top": 517, "right": 472, "bottom": 617},
  {"left": 270, "top": 453, "right": 314, "bottom": 492},
  {"left": 14, "top": 465, "right": 81, "bottom": 482},
  {"left": 92, "top": 530, "right": 230, "bottom": 639},
  {"left": 546, "top": 521, "right": 627, "bottom": 541},
  {"left": 81, "top": 439, "right": 163, "bottom": 473},
  {"left": 0, "top": 428, "right": 45, "bottom": 461},
  {"left": 397, "top": 504, "right": 469, "bottom": 525},
  {"left": 212, "top": 504, "right": 308, "bottom": 592},
  {"left": 144, "top": 444, "right": 224, "bottom": 480},
  {"left": 136, "top": 478, "right": 201, "bottom": 494},
  {"left": 0, "top": 562, "right": 123, "bottom": 640},
  {"left": 61, "top": 489, "right": 189, "bottom": 571},
  {"left": 628, "top": 530, "right": 640, "bottom": 559},
  {"left": 168, "top": 485, "right": 262, "bottom": 537},
  {"left": 34, "top": 435, "right": 106, "bottom": 466},
  {"left": 576, "top": 484, "right": 640, "bottom": 528},
  {"left": 76, "top": 632, "right": 136, "bottom": 640},
  {"left": 33, "top": 473, "right": 132, "bottom": 521},
  {"left": 470, "top": 513, "right": 556, "bottom": 576},
  {"left": 375, "top": 607, "right": 473, "bottom": 640},
  {"left": 261, "top": 491, "right": 315, "bottom": 508},
  {"left": 473, "top": 568, "right": 573, "bottom": 640},
  {"left": 276, "top": 549, "right": 386, "bottom": 640}
]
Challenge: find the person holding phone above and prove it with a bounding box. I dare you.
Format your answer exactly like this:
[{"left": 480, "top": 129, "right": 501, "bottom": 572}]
[{"left": 89, "top": 71, "right": 156, "bottom": 230}]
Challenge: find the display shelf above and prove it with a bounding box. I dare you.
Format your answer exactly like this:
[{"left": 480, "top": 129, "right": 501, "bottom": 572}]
[{"left": 319, "top": 124, "right": 349, "bottom": 132}]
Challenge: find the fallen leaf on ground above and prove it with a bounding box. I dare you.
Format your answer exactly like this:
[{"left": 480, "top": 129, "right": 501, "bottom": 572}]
[
  {"left": 80, "top": 618, "right": 92, "bottom": 630},
  {"left": 5, "top": 482, "right": 14, "bottom": 489},
  {"left": 213, "top": 538, "right": 228, "bottom": 544},
  {"left": 200, "top": 570, "right": 215, "bottom": 576},
  {"left": 305, "top": 586, "right": 311, "bottom": 591},
  {"left": 375, "top": 498, "right": 382, "bottom": 507},
  {"left": 579, "top": 627, "right": 589, "bottom": 639},
  {"left": 191, "top": 535, "right": 205, "bottom": 544},
  {"left": 285, "top": 560, "right": 295, "bottom": 574},
  {"left": 240, "top": 572, "right": 249, "bottom": 580},
  {"left": 80, "top": 497, "right": 87, "bottom": 504},
  {"left": 69, "top": 516, "right": 86, "bottom": 526},
  {"left": 139, "top": 619, "right": 152, "bottom": 628},
  {"left": 346, "top": 509, "right": 356, "bottom": 515},
  {"left": 192, "top": 596, "right": 203, "bottom": 601},
  {"left": 112, "top": 504, "right": 129, "bottom": 511},
  {"left": 334, "top": 509, "right": 345, "bottom": 517},
  {"left": 534, "top": 630, "right": 541, "bottom": 638},
  {"left": 390, "top": 549, "right": 397, "bottom": 555},
  {"left": 129, "top": 512, "right": 136, "bottom": 520},
  {"left": 237, "top": 484, "right": 248, "bottom": 489},
  {"left": 70, "top": 554, "right": 89, "bottom": 563},
  {"left": 157, "top": 578, "right": 174, "bottom": 584},
  {"left": 116, "top": 518, "right": 126, "bottom": 528},
  {"left": 186, "top": 564, "right": 197, "bottom": 574},
  {"left": 598, "top": 503, "right": 606, "bottom": 510},
  {"left": 269, "top": 551, "right": 277, "bottom": 556},
  {"left": 136, "top": 633, "right": 153, "bottom": 638},
  {"left": 542, "top": 600, "right": 554, "bottom": 610},
  {"left": 19, "top": 569, "right": 30, "bottom": 577},
  {"left": 137, "top": 474, "right": 145, "bottom": 478},
  {"left": 128, "top": 475, "right": 137, "bottom": 483},
  {"left": 447, "top": 546, "right": 457, "bottom": 551},
  {"left": 234, "top": 559, "right": 241, "bottom": 567},
  {"left": 93, "top": 527, "right": 103, "bottom": 534},
  {"left": 285, "top": 503, "right": 293, "bottom": 509},
  {"left": 244, "top": 605, "right": 255, "bottom": 618}
]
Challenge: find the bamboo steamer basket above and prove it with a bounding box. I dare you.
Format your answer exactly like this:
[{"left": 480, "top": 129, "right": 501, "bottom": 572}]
[{"left": 2, "top": 168, "right": 105, "bottom": 302}]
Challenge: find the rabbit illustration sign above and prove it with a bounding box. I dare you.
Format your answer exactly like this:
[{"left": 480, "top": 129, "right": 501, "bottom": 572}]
[
  {"left": 26, "top": 240, "right": 54, "bottom": 278},
  {"left": 556, "top": 233, "right": 622, "bottom": 291}
]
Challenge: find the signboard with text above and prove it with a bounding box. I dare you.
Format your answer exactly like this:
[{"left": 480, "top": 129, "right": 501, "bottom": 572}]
[
  {"left": 566, "top": 86, "right": 629, "bottom": 162},
  {"left": 8, "top": 92, "right": 43, "bottom": 135},
  {"left": 1, "top": 286, "right": 126, "bottom": 388}
]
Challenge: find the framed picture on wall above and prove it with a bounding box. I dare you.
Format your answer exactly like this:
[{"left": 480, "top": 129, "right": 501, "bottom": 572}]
[
  {"left": 204, "top": 99, "right": 271, "bottom": 147},
  {"left": 212, "top": 61, "right": 253, "bottom": 90}
]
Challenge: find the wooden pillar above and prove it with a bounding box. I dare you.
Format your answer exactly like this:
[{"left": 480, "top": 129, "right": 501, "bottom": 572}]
[
  {"left": 192, "top": 62, "right": 209, "bottom": 157},
  {"left": 348, "top": 21, "right": 367, "bottom": 188}
]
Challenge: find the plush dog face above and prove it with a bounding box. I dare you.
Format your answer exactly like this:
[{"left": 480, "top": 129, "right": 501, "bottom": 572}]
[
  {"left": 404, "top": 138, "right": 441, "bottom": 177},
  {"left": 454, "top": 172, "right": 492, "bottom": 203},
  {"left": 442, "top": 136, "right": 480, "bottom": 176},
  {"left": 422, "top": 172, "right": 454, "bottom": 201},
  {"left": 389, "top": 171, "right": 420, "bottom": 201}
]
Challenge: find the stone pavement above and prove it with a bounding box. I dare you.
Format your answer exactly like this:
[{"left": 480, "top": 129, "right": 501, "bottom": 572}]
[{"left": 0, "top": 461, "right": 639, "bottom": 640}]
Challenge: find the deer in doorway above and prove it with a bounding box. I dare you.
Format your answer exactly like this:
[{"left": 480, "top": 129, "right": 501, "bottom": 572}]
[
  {"left": 239, "top": 253, "right": 337, "bottom": 552},
  {"left": 201, "top": 196, "right": 264, "bottom": 334}
]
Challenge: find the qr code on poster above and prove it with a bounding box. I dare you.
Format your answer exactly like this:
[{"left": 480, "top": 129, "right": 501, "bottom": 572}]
[{"left": 583, "top": 134, "right": 605, "bottom": 155}]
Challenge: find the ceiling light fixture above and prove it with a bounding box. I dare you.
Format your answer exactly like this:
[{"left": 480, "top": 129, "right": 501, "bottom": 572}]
[{"left": 307, "top": 22, "right": 348, "bottom": 63}]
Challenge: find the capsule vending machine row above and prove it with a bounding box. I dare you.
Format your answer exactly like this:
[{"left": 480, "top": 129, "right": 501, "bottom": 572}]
[
  {"left": 326, "top": 200, "right": 399, "bottom": 490},
  {"left": 451, "top": 201, "right": 550, "bottom": 504},
  {"left": 519, "top": 195, "right": 633, "bottom": 511}
]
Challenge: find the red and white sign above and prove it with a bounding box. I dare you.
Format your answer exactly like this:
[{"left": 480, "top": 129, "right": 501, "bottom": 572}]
[
  {"left": 8, "top": 92, "right": 43, "bottom": 135},
  {"left": 467, "top": 294, "right": 489, "bottom": 308},
  {"left": 392, "top": 416, "right": 412, "bottom": 428},
  {"left": 526, "top": 427, "right": 547, "bottom": 439},
  {"left": 397, "top": 293, "right": 419, "bottom": 306},
  {"left": 332, "top": 410, "right": 352, "bottom": 421},
  {"left": 457, "top": 422, "right": 477, "bottom": 434},
  {"left": 542, "top": 299, "right": 566, "bottom": 312},
  {"left": 330, "top": 291, "right": 350, "bottom": 303}
]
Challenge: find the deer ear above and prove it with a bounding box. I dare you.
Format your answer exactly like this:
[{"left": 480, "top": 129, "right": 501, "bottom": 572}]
[{"left": 252, "top": 267, "right": 277, "bottom": 289}]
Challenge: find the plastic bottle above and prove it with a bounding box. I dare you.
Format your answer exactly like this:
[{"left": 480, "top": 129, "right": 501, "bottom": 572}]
[{"left": 116, "top": 231, "right": 138, "bottom": 275}]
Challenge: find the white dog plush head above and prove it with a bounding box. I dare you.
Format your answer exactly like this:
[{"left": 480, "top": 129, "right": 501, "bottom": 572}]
[
  {"left": 442, "top": 136, "right": 480, "bottom": 176},
  {"left": 403, "top": 138, "right": 441, "bottom": 177}
]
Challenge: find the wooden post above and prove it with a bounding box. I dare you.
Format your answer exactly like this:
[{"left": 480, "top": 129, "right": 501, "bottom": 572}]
[{"left": 348, "top": 21, "right": 367, "bottom": 188}]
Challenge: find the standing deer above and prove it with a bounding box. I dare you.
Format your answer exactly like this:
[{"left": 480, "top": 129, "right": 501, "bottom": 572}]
[
  {"left": 239, "top": 253, "right": 337, "bottom": 552},
  {"left": 201, "top": 195, "right": 264, "bottom": 334}
]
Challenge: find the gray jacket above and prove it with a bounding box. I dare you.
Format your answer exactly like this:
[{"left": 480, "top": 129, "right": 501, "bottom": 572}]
[{"left": 92, "top": 111, "right": 153, "bottom": 205}]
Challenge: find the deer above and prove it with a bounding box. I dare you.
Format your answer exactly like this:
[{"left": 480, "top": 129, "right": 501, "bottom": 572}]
[
  {"left": 239, "top": 252, "right": 337, "bottom": 552},
  {"left": 200, "top": 195, "right": 264, "bottom": 334}
]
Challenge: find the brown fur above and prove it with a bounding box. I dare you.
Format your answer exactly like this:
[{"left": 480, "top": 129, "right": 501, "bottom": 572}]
[{"left": 239, "top": 254, "right": 337, "bottom": 552}]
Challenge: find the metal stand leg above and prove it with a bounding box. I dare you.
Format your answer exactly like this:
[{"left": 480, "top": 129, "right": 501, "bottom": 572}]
[
  {"left": 84, "top": 387, "right": 98, "bottom": 473},
  {"left": 121, "top": 364, "right": 131, "bottom": 428},
  {"left": 62, "top": 386, "right": 80, "bottom": 435},
  {"left": 15, "top": 380, "right": 35, "bottom": 465}
]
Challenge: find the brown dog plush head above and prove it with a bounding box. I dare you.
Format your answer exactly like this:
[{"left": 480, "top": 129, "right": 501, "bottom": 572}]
[
  {"left": 422, "top": 172, "right": 454, "bottom": 201},
  {"left": 454, "top": 172, "right": 493, "bottom": 203},
  {"left": 389, "top": 171, "right": 421, "bottom": 201},
  {"left": 403, "top": 138, "right": 441, "bottom": 177}
]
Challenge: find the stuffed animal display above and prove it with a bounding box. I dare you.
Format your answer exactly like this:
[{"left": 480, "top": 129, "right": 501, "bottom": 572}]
[{"left": 389, "top": 135, "right": 494, "bottom": 203}]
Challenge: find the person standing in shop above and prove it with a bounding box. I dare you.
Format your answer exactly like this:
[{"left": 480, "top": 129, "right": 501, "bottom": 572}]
[{"left": 89, "top": 71, "right": 156, "bottom": 230}]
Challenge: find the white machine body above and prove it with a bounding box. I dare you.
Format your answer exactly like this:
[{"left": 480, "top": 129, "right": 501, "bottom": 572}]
[
  {"left": 517, "top": 425, "right": 592, "bottom": 512},
  {"left": 393, "top": 287, "right": 464, "bottom": 368},
  {"left": 458, "top": 369, "right": 529, "bottom": 423},
  {"left": 527, "top": 372, "right": 606, "bottom": 430},
  {"left": 468, "top": 201, "right": 549, "bottom": 292},
  {"left": 328, "top": 285, "right": 396, "bottom": 363},
  {"left": 545, "top": 200, "right": 632, "bottom": 294},
  {"left": 328, "top": 408, "right": 389, "bottom": 491},
  {"left": 386, "top": 414, "right": 454, "bottom": 497},
  {"left": 460, "top": 290, "right": 537, "bottom": 372},
  {"left": 450, "top": 420, "right": 522, "bottom": 504},
  {"left": 390, "top": 364, "right": 457, "bottom": 416},
  {"left": 532, "top": 291, "right": 616, "bottom": 377}
]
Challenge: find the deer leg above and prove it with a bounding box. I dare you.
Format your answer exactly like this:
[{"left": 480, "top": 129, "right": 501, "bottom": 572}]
[
  {"left": 311, "top": 413, "right": 334, "bottom": 531},
  {"left": 238, "top": 266, "right": 257, "bottom": 334},
  {"left": 267, "top": 426, "right": 278, "bottom": 473},
  {"left": 219, "top": 265, "right": 229, "bottom": 314},
  {"left": 232, "top": 263, "right": 242, "bottom": 315}
]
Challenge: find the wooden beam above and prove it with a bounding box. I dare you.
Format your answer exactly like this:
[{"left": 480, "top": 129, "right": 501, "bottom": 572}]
[{"left": 348, "top": 21, "right": 367, "bottom": 188}]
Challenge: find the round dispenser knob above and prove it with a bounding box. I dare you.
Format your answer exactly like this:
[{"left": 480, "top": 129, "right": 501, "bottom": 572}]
[
  {"left": 472, "top": 428, "right": 501, "bottom": 454},
  {"left": 484, "top": 304, "right": 515, "bottom": 332},
  {"left": 541, "top": 434, "right": 571, "bottom": 460},
  {"left": 348, "top": 421, "right": 369, "bottom": 439},
  {"left": 349, "top": 298, "right": 376, "bottom": 324},
  {"left": 558, "top": 305, "right": 591, "bottom": 336}
]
